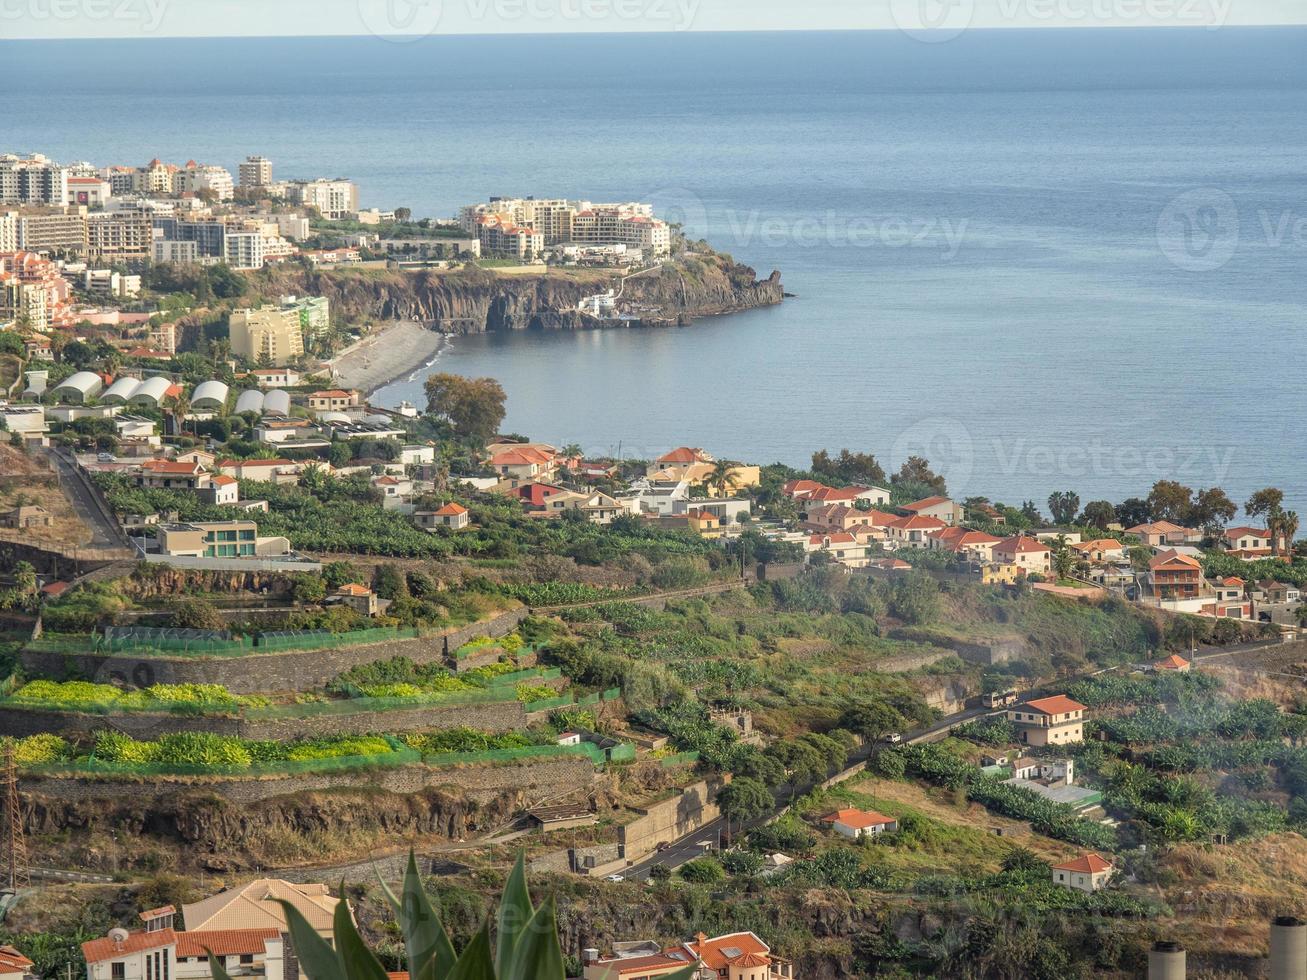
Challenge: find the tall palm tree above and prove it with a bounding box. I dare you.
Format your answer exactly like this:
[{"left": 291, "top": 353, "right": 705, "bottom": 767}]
[
  {"left": 1279, "top": 510, "right": 1300, "bottom": 559},
  {"left": 708, "top": 459, "right": 739, "bottom": 498},
  {"left": 169, "top": 389, "right": 192, "bottom": 438}
]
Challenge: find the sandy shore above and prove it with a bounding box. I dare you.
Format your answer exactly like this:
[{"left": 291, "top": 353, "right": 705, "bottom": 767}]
[{"left": 327, "top": 321, "right": 446, "bottom": 397}]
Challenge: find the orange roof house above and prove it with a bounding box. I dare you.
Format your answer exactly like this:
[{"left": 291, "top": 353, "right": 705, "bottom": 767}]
[
  {"left": 1154, "top": 654, "right": 1192, "bottom": 672},
  {"left": 1053, "top": 853, "right": 1114, "bottom": 875},
  {"left": 1022, "top": 695, "right": 1088, "bottom": 717}
]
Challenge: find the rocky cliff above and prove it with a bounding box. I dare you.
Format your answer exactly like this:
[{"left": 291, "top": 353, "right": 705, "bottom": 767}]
[{"left": 259, "top": 252, "right": 782, "bottom": 333}]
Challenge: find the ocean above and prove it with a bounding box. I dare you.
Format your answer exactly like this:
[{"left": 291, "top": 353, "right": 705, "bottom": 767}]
[{"left": 5, "top": 28, "right": 1306, "bottom": 513}]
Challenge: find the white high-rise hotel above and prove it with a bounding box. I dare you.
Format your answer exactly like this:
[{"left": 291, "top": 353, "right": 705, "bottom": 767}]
[{"left": 459, "top": 197, "right": 672, "bottom": 257}]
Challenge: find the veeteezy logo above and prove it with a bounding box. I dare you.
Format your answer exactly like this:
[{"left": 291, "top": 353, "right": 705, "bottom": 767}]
[
  {"left": 891, "top": 0, "right": 1230, "bottom": 40},
  {"left": 0, "top": 0, "right": 169, "bottom": 33},
  {"left": 463, "top": 0, "right": 699, "bottom": 30}
]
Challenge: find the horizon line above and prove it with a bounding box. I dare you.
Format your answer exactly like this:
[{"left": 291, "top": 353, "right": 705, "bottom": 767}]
[{"left": 3, "top": 22, "right": 1306, "bottom": 42}]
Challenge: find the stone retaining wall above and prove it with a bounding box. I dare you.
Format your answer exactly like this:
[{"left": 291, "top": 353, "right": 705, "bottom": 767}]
[
  {"left": 20, "top": 754, "right": 596, "bottom": 807},
  {"left": 619, "top": 778, "right": 725, "bottom": 863},
  {"left": 21, "top": 609, "right": 528, "bottom": 694},
  {"left": 0, "top": 698, "right": 529, "bottom": 740}
]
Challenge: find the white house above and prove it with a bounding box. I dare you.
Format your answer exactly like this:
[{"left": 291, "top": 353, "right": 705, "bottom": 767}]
[
  {"left": 901, "top": 496, "right": 964, "bottom": 526},
  {"left": 1050, "top": 853, "right": 1114, "bottom": 893},
  {"left": 820, "top": 808, "right": 898, "bottom": 839}
]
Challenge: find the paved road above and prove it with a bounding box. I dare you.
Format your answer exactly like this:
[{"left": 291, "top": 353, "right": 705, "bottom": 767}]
[
  {"left": 624, "top": 703, "right": 997, "bottom": 881},
  {"left": 47, "top": 449, "right": 129, "bottom": 551}
]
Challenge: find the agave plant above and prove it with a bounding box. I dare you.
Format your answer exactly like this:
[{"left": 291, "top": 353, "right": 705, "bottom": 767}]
[{"left": 207, "top": 851, "right": 699, "bottom": 980}]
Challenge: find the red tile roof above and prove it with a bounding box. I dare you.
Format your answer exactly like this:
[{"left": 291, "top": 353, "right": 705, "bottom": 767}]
[
  {"left": 680, "top": 932, "right": 771, "bottom": 971},
  {"left": 210, "top": 475, "right": 238, "bottom": 486},
  {"left": 995, "top": 535, "right": 1053, "bottom": 554},
  {"left": 656, "top": 447, "right": 705, "bottom": 464},
  {"left": 175, "top": 928, "right": 282, "bottom": 958},
  {"left": 821, "top": 807, "right": 896, "bottom": 830},
  {"left": 433, "top": 503, "right": 467, "bottom": 516},
  {"left": 888, "top": 514, "right": 948, "bottom": 531},
  {"left": 83, "top": 929, "right": 176, "bottom": 963},
  {"left": 142, "top": 460, "right": 204, "bottom": 475},
  {"left": 593, "top": 953, "right": 689, "bottom": 976},
  {"left": 40, "top": 581, "right": 71, "bottom": 597},
  {"left": 1149, "top": 550, "right": 1201, "bottom": 571},
  {"left": 1022, "top": 695, "right": 1087, "bottom": 716},
  {"left": 1155, "top": 654, "right": 1191, "bottom": 671},
  {"left": 0, "top": 946, "right": 34, "bottom": 972},
  {"left": 903, "top": 495, "right": 952, "bottom": 511},
  {"left": 335, "top": 583, "right": 373, "bottom": 597},
  {"left": 1224, "top": 526, "right": 1270, "bottom": 540},
  {"left": 1053, "top": 853, "right": 1114, "bottom": 874},
  {"left": 140, "top": 905, "right": 176, "bottom": 921}
]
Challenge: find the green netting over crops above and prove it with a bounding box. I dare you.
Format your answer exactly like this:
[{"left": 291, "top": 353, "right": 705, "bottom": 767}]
[{"left": 27, "top": 740, "right": 613, "bottom": 778}]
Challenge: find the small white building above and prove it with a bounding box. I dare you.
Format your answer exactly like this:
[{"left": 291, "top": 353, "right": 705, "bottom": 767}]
[
  {"left": 819, "top": 808, "right": 898, "bottom": 839},
  {"left": 1051, "top": 853, "right": 1114, "bottom": 893}
]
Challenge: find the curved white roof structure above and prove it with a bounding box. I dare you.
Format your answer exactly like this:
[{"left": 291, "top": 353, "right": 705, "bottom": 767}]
[
  {"left": 191, "top": 380, "right": 229, "bottom": 411},
  {"left": 234, "top": 389, "right": 265, "bottom": 415},
  {"left": 130, "top": 376, "right": 174, "bottom": 408},
  {"left": 316, "top": 411, "right": 351, "bottom": 424},
  {"left": 52, "top": 371, "right": 104, "bottom": 403},
  {"left": 101, "top": 377, "right": 143, "bottom": 404},
  {"left": 263, "top": 389, "right": 291, "bottom": 416}
]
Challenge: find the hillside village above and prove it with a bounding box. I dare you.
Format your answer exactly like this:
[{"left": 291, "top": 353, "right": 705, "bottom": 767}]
[{"left": 5, "top": 151, "right": 1307, "bottom": 979}]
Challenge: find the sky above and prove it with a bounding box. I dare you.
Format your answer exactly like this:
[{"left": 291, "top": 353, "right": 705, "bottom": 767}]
[{"left": 0, "top": 0, "right": 1304, "bottom": 39}]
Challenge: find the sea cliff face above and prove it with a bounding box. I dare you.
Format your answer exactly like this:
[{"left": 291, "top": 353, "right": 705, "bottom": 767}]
[{"left": 260, "top": 253, "right": 783, "bottom": 333}]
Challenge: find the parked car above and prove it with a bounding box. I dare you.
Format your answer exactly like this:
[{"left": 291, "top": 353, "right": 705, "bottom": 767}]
[
  {"left": 604, "top": 874, "right": 625, "bottom": 882},
  {"left": 97, "top": 452, "right": 117, "bottom": 463},
  {"left": 882, "top": 732, "right": 903, "bottom": 745}
]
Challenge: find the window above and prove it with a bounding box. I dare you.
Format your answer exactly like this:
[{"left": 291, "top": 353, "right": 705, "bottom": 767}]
[
  {"left": 240, "top": 955, "right": 254, "bottom": 965},
  {"left": 112, "top": 964, "right": 125, "bottom": 980}
]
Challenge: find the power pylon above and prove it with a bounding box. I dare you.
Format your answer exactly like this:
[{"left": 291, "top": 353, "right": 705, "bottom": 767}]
[{"left": 3, "top": 744, "right": 29, "bottom": 892}]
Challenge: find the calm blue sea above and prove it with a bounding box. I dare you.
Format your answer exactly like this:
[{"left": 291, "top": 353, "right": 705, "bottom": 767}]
[{"left": 5, "top": 29, "right": 1306, "bottom": 513}]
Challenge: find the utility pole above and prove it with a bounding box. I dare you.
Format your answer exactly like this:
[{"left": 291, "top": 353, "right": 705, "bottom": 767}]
[{"left": 3, "top": 744, "right": 30, "bottom": 892}]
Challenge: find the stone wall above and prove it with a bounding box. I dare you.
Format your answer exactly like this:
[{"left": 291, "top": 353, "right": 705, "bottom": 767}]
[
  {"left": 618, "top": 778, "right": 725, "bottom": 862},
  {"left": 21, "top": 609, "right": 528, "bottom": 694},
  {"left": 21, "top": 754, "right": 597, "bottom": 807},
  {"left": 0, "top": 698, "right": 530, "bottom": 740}
]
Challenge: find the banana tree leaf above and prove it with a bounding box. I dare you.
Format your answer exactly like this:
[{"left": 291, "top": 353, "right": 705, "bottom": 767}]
[{"left": 377, "top": 853, "right": 457, "bottom": 980}]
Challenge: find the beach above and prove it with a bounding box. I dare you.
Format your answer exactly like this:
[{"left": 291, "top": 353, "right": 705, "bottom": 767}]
[{"left": 327, "top": 321, "right": 446, "bottom": 397}]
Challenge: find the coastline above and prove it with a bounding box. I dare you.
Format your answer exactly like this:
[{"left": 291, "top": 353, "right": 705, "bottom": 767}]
[{"left": 326, "top": 321, "right": 446, "bottom": 398}]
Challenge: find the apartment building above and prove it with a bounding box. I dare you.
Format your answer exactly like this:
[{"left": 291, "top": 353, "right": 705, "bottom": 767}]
[
  {"left": 228, "top": 308, "right": 305, "bottom": 365},
  {"left": 10, "top": 207, "right": 90, "bottom": 255},
  {"left": 282, "top": 179, "right": 358, "bottom": 219},
  {"left": 0, "top": 154, "right": 69, "bottom": 206},
  {"left": 152, "top": 217, "right": 227, "bottom": 259},
  {"left": 0, "top": 213, "right": 14, "bottom": 253},
  {"left": 239, "top": 155, "right": 273, "bottom": 190},
  {"left": 171, "top": 162, "right": 235, "bottom": 201},
  {"left": 67, "top": 176, "right": 112, "bottom": 207},
  {"left": 223, "top": 230, "right": 265, "bottom": 269},
  {"left": 157, "top": 520, "right": 289, "bottom": 559},
  {"left": 282, "top": 295, "right": 330, "bottom": 336},
  {"left": 88, "top": 211, "right": 154, "bottom": 263},
  {"left": 474, "top": 215, "right": 544, "bottom": 259},
  {"left": 0, "top": 251, "right": 73, "bottom": 330},
  {"left": 460, "top": 197, "right": 672, "bottom": 256}
]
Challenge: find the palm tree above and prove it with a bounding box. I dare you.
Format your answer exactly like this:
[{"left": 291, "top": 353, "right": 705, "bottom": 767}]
[
  {"left": 1279, "top": 510, "right": 1300, "bottom": 559},
  {"left": 168, "top": 389, "right": 192, "bottom": 438},
  {"left": 707, "top": 459, "right": 739, "bottom": 498}
]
